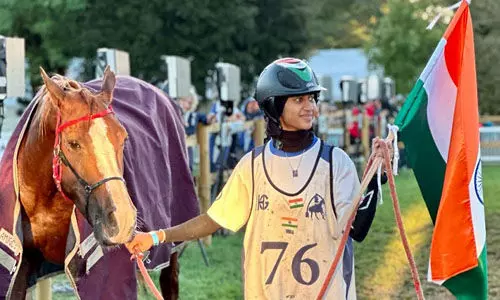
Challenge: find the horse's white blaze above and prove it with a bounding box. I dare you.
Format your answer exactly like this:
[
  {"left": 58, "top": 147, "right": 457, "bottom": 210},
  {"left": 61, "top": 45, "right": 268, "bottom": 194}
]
[{"left": 89, "top": 119, "right": 135, "bottom": 242}]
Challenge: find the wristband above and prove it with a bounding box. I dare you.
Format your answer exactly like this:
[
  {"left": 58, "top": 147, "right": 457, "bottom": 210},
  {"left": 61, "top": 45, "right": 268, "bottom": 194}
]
[
  {"left": 159, "top": 229, "right": 167, "bottom": 243},
  {"left": 149, "top": 231, "right": 160, "bottom": 246}
]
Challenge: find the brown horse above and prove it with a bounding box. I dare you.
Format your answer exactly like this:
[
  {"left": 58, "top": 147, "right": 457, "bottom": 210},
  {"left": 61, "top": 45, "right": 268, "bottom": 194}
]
[{"left": 7, "top": 67, "right": 183, "bottom": 299}]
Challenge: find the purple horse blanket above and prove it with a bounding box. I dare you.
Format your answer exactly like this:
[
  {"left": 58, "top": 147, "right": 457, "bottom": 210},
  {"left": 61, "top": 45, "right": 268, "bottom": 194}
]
[{"left": 0, "top": 76, "right": 200, "bottom": 299}]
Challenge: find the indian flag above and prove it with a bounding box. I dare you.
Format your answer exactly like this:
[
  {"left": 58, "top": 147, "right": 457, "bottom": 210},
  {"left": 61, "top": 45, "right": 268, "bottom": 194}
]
[
  {"left": 288, "top": 198, "right": 304, "bottom": 209},
  {"left": 281, "top": 217, "right": 298, "bottom": 229},
  {"left": 395, "top": 1, "right": 488, "bottom": 298}
]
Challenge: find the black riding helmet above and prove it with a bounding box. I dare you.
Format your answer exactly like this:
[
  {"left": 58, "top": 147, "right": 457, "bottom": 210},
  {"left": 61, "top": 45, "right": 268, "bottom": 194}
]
[{"left": 255, "top": 58, "right": 325, "bottom": 124}]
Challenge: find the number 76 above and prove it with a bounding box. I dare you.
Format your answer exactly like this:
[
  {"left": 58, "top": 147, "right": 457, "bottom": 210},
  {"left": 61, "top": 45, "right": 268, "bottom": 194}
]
[{"left": 260, "top": 242, "right": 320, "bottom": 286}]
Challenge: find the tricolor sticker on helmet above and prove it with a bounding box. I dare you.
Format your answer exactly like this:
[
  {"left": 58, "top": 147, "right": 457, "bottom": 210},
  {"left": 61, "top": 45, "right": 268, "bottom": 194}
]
[{"left": 275, "top": 58, "right": 312, "bottom": 82}]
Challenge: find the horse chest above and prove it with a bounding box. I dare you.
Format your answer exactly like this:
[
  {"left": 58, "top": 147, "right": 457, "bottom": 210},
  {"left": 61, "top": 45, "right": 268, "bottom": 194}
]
[{"left": 21, "top": 193, "right": 74, "bottom": 264}]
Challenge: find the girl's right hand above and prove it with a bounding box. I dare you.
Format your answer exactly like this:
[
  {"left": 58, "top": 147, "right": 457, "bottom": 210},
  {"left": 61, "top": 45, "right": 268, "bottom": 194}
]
[{"left": 125, "top": 232, "right": 154, "bottom": 254}]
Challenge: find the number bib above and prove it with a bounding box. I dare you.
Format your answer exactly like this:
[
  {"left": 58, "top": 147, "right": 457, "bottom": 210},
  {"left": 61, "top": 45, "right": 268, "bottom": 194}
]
[{"left": 243, "top": 143, "right": 356, "bottom": 299}]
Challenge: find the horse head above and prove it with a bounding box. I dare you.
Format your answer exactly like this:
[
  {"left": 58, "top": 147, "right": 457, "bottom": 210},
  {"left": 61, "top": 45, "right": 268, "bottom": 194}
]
[{"left": 39, "top": 66, "right": 136, "bottom": 246}]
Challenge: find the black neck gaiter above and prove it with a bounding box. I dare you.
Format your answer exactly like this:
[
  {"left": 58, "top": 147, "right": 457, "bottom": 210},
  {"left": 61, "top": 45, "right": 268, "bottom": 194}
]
[{"left": 271, "top": 129, "right": 314, "bottom": 152}]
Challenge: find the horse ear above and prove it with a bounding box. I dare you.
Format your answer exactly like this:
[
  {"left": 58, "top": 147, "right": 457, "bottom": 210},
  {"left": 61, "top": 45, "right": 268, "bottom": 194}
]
[
  {"left": 40, "top": 67, "right": 65, "bottom": 106},
  {"left": 100, "top": 65, "right": 116, "bottom": 105}
]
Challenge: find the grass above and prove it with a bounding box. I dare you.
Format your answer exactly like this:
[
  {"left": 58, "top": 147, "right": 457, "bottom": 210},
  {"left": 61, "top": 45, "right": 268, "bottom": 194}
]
[
  {"left": 50, "top": 166, "right": 500, "bottom": 299},
  {"left": 174, "top": 235, "right": 243, "bottom": 300},
  {"left": 356, "top": 165, "right": 500, "bottom": 299},
  {"left": 50, "top": 233, "right": 245, "bottom": 300}
]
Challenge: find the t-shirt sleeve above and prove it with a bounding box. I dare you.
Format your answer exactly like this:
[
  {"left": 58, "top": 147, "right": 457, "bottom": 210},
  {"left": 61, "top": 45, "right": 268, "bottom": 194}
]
[
  {"left": 331, "top": 148, "right": 361, "bottom": 236},
  {"left": 207, "top": 152, "right": 253, "bottom": 232}
]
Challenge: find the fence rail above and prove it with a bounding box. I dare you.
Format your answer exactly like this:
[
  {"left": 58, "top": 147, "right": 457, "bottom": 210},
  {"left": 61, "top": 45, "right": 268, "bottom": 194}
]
[{"left": 480, "top": 126, "right": 500, "bottom": 162}]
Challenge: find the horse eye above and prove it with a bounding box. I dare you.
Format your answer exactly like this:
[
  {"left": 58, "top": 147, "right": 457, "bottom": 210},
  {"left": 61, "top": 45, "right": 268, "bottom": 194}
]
[{"left": 68, "top": 140, "right": 81, "bottom": 150}]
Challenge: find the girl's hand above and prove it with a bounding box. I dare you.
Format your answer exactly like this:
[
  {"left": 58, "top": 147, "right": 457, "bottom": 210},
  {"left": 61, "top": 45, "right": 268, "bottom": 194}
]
[{"left": 125, "top": 232, "right": 154, "bottom": 254}]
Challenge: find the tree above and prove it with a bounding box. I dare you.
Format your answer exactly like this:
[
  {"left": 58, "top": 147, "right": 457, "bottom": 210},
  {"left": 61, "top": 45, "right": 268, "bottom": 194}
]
[
  {"left": 364, "top": 0, "right": 446, "bottom": 94},
  {"left": 471, "top": 0, "right": 500, "bottom": 115},
  {"left": 308, "top": 0, "right": 385, "bottom": 49},
  {"left": 366, "top": 0, "right": 500, "bottom": 114},
  {"left": 0, "top": 0, "right": 316, "bottom": 98},
  {"left": 252, "top": 0, "right": 314, "bottom": 76},
  {"left": 0, "top": 0, "right": 86, "bottom": 89}
]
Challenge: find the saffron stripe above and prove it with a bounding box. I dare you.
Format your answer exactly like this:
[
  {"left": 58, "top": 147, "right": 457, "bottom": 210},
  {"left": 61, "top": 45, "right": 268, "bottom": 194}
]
[
  {"left": 281, "top": 217, "right": 298, "bottom": 222},
  {"left": 288, "top": 198, "right": 303, "bottom": 203}
]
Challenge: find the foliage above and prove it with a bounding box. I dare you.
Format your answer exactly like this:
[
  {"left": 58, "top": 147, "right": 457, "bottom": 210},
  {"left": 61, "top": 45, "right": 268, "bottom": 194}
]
[
  {"left": 366, "top": 0, "right": 500, "bottom": 114},
  {"left": 309, "top": 0, "right": 385, "bottom": 49},
  {"left": 364, "top": 0, "right": 445, "bottom": 94},
  {"left": 0, "top": 0, "right": 86, "bottom": 88},
  {"left": 0, "top": 0, "right": 317, "bottom": 96},
  {"left": 471, "top": 0, "right": 500, "bottom": 115}
]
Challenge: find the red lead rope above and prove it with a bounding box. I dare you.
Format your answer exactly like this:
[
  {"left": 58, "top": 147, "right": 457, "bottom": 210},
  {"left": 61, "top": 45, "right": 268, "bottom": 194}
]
[
  {"left": 316, "top": 135, "right": 424, "bottom": 300},
  {"left": 131, "top": 250, "right": 164, "bottom": 300}
]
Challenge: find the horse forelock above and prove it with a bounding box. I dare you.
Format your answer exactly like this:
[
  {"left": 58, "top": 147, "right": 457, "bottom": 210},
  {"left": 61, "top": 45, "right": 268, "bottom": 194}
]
[{"left": 32, "top": 75, "right": 105, "bottom": 138}]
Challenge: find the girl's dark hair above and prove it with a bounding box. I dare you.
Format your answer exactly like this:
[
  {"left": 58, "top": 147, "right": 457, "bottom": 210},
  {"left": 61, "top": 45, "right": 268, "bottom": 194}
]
[{"left": 264, "top": 96, "right": 287, "bottom": 142}]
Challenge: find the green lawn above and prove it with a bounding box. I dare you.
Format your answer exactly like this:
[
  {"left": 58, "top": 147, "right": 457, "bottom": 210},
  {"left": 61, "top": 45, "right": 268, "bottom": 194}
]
[
  {"left": 51, "top": 165, "right": 500, "bottom": 299},
  {"left": 355, "top": 165, "right": 500, "bottom": 299}
]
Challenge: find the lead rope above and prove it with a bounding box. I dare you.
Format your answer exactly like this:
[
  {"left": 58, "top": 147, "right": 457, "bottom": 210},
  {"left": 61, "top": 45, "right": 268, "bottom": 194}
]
[
  {"left": 131, "top": 249, "right": 164, "bottom": 300},
  {"left": 316, "top": 131, "right": 424, "bottom": 300}
]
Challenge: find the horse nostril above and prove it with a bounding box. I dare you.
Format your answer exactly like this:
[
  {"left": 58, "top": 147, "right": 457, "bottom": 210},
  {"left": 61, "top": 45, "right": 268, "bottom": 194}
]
[
  {"left": 107, "top": 211, "right": 114, "bottom": 221},
  {"left": 106, "top": 204, "right": 117, "bottom": 219},
  {"left": 102, "top": 204, "right": 118, "bottom": 236}
]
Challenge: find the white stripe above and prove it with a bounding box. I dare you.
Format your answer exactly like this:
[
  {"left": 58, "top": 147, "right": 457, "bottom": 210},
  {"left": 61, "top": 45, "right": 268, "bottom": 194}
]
[
  {"left": 468, "top": 148, "right": 486, "bottom": 257},
  {"left": 85, "top": 246, "right": 104, "bottom": 274},
  {"left": 424, "top": 38, "right": 458, "bottom": 283},
  {"left": 89, "top": 118, "right": 134, "bottom": 242},
  {"left": 89, "top": 119, "right": 120, "bottom": 179},
  {"left": 0, "top": 247, "right": 16, "bottom": 274},
  {"left": 78, "top": 233, "right": 97, "bottom": 258},
  {"left": 419, "top": 39, "right": 447, "bottom": 82},
  {"left": 423, "top": 38, "right": 458, "bottom": 163}
]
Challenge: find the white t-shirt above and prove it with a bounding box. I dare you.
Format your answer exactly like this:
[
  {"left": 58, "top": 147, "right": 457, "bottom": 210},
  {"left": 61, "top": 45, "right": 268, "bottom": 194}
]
[{"left": 208, "top": 137, "right": 360, "bottom": 299}]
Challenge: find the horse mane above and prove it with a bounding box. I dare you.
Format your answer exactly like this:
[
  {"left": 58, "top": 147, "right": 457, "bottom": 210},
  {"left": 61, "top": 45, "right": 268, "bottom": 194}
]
[{"left": 31, "top": 74, "right": 94, "bottom": 138}]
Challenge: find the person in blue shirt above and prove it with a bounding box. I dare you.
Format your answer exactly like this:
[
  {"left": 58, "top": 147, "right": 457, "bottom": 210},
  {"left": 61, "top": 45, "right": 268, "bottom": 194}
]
[
  {"left": 236, "top": 97, "right": 264, "bottom": 154},
  {"left": 179, "top": 86, "right": 215, "bottom": 172}
]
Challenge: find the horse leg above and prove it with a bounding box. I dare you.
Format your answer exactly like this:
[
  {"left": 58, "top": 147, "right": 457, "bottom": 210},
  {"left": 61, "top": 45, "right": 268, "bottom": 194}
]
[{"left": 159, "top": 252, "right": 179, "bottom": 300}]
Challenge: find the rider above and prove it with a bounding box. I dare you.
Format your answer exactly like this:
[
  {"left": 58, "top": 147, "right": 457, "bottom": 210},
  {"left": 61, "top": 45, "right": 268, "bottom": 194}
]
[{"left": 126, "top": 58, "right": 384, "bottom": 299}]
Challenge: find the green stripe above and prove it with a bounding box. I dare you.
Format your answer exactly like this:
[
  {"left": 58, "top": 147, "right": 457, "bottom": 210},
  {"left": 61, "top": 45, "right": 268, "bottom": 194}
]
[
  {"left": 290, "top": 67, "right": 312, "bottom": 81},
  {"left": 443, "top": 246, "right": 488, "bottom": 299},
  {"left": 395, "top": 79, "right": 446, "bottom": 223},
  {"left": 281, "top": 224, "right": 298, "bottom": 228},
  {"left": 290, "top": 204, "right": 304, "bottom": 209}
]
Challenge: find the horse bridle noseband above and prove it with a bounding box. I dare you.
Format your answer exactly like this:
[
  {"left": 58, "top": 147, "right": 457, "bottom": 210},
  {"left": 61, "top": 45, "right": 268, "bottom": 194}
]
[{"left": 52, "top": 106, "right": 125, "bottom": 218}]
